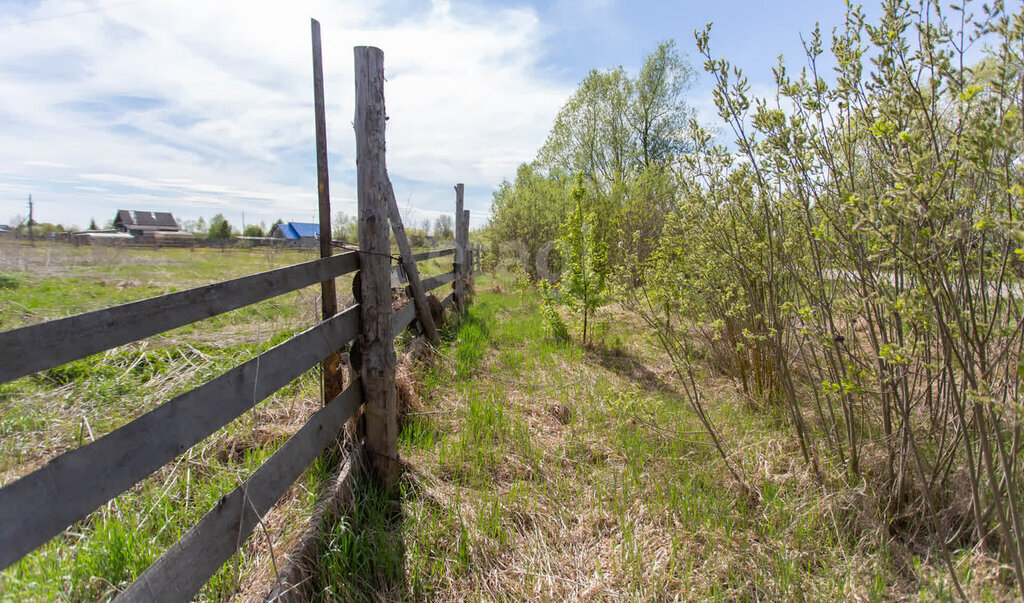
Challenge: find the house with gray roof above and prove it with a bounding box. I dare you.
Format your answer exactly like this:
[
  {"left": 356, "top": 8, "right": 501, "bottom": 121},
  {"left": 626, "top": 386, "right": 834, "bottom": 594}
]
[{"left": 113, "top": 210, "right": 181, "bottom": 237}]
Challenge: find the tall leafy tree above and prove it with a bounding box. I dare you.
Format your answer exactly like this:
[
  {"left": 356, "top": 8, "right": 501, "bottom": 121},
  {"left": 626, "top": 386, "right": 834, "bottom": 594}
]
[
  {"left": 333, "top": 211, "right": 357, "bottom": 242},
  {"left": 540, "top": 67, "right": 632, "bottom": 189},
  {"left": 628, "top": 40, "right": 695, "bottom": 168},
  {"left": 207, "top": 214, "right": 232, "bottom": 239},
  {"left": 488, "top": 163, "right": 571, "bottom": 279}
]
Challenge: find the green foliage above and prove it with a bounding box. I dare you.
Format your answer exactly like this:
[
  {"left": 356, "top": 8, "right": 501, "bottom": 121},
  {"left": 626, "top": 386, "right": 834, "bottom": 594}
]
[
  {"left": 206, "top": 213, "right": 232, "bottom": 239},
  {"left": 241, "top": 224, "right": 264, "bottom": 237},
  {"left": 488, "top": 41, "right": 695, "bottom": 286},
  {"left": 487, "top": 163, "right": 571, "bottom": 279},
  {"left": 407, "top": 224, "right": 429, "bottom": 248},
  {"left": 558, "top": 176, "right": 608, "bottom": 345},
  {"left": 0, "top": 273, "right": 18, "bottom": 290},
  {"left": 538, "top": 280, "right": 570, "bottom": 342}
]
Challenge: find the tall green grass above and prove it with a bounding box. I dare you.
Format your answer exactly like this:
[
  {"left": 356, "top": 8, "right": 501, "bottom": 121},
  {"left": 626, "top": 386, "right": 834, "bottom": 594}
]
[{"left": 312, "top": 273, "right": 1015, "bottom": 600}]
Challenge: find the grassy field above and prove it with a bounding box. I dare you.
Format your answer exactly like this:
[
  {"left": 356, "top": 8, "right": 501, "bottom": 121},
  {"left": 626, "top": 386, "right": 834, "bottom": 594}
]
[
  {"left": 1, "top": 241, "right": 1014, "bottom": 600},
  {"left": 0, "top": 240, "right": 451, "bottom": 600}
]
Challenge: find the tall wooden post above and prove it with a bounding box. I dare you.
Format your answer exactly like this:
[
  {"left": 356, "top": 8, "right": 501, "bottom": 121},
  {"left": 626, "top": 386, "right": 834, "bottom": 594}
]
[
  {"left": 27, "top": 195, "right": 34, "bottom": 247},
  {"left": 454, "top": 184, "right": 466, "bottom": 312},
  {"left": 461, "top": 209, "right": 471, "bottom": 297},
  {"left": 354, "top": 46, "right": 399, "bottom": 486},
  {"left": 311, "top": 19, "right": 344, "bottom": 403}
]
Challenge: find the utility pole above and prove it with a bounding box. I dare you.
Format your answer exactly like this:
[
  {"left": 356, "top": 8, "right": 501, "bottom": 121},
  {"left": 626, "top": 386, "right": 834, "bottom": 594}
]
[{"left": 27, "top": 194, "right": 34, "bottom": 247}]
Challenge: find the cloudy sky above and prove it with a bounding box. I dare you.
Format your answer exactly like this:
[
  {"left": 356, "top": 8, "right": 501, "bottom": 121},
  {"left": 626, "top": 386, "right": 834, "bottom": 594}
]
[{"left": 0, "top": 0, "right": 874, "bottom": 232}]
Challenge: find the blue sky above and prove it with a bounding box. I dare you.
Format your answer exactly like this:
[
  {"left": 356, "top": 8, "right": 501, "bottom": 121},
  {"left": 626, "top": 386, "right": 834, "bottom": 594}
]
[{"left": 0, "top": 0, "right": 888, "bottom": 231}]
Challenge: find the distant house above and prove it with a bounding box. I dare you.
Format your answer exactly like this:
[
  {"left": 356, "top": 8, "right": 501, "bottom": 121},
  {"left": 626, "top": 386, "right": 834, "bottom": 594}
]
[
  {"left": 114, "top": 210, "right": 181, "bottom": 237},
  {"left": 271, "top": 222, "right": 320, "bottom": 248},
  {"left": 0, "top": 225, "right": 10, "bottom": 237},
  {"left": 272, "top": 222, "right": 319, "bottom": 240}
]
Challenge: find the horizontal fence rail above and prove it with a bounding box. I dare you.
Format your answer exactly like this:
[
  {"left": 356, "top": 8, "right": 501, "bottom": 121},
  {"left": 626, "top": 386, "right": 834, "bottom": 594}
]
[
  {"left": 410, "top": 247, "right": 454, "bottom": 262},
  {"left": 0, "top": 243, "right": 464, "bottom": 581},
  {"left": 0, "top": 251, "right": 360, "bottom": 383},
  {"left": 420, "top": 270, "right": 456, "bottom": 293},
  {"left": 0, "top": 306, "right": 360, "bottom": 571},
  {"left": 118, "top": 381, "right": 365, "bottom": 602}
]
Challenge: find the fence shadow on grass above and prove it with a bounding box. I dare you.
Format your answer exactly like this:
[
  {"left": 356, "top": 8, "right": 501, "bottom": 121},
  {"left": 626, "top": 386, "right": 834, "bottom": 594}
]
[{"left": 311, "top": 468, "right": 410, "bottom": 602}]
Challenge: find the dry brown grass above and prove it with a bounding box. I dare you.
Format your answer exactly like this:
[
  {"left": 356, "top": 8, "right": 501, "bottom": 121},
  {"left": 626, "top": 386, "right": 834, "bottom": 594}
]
[{"left": 299, "top": 282, "right": 1021, "bottom": 601}]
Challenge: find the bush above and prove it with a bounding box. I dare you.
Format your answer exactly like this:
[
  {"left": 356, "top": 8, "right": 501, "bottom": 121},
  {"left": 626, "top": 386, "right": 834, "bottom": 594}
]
[
  {"left": 0, "top": 273, "right": 19, "bottom": 290},
  {"left": 539, "top": 280, "right": 569, "bottom": 343}
]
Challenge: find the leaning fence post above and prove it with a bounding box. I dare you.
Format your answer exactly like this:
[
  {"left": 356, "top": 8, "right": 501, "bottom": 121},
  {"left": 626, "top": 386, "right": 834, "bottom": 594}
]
[
  {"left": 354, "top": 45, "right": 399, "bottom": 486},
  {"left": 384, "top": 178, "right": 440, "bottom": 345}
]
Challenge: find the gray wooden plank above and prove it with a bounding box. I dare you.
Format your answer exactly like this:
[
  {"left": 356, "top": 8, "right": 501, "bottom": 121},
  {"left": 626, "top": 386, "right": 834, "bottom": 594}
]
[
  {"left": 0, "top": 252, "right": 359, "bottom": 383},
  {"left": 311, "top": 18, "right": 344, "bottom": 405},
  {"left": 391, "top": 299, "right": 417, "bottom": 334},
  {"left": 421, "top": 270, "right": 455, "bottom": 293},
  {"left": 390, "top": 263, "right": 409, "bottom": 287},
  {"left": 411, "top": 248, "right": 454, "bottom": 262},
  {"left": 117, "top": 381, "right": 364, "bottom": 602},
  {"left": 454, "top": 184, "right": 466, "bottom": 312},
  {"left": 310, "top": 18, "right": 338, "bottom": 323},
  {"left": 265, "top": 445, "right": 363, "bottom": 602},
  {"left": 0, "top": 306, "right": 360, "bottom": 571},
  {"left": 441, "top": 291, "right": 454, "bottom": 309}
]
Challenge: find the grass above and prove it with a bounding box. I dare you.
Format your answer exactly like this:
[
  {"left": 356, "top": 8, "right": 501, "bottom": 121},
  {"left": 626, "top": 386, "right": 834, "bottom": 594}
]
[
  {"left": 314, "top": 272, "right": 1017, "bottom": 601},
  {"left": 3, "top": 241, "right": 1013, "bottom": 599},
  {"left": 0, "top": 241, "right": 372, "bottom": 599}
]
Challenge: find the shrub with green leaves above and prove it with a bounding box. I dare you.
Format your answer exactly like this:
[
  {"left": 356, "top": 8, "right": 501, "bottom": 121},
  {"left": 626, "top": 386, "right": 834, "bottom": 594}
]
[
  {"left": 557, "top": 175, "right": 608, "bottom": 345},
  {"left": 538, "top": 280, "right": 569, "bottom": 343}
]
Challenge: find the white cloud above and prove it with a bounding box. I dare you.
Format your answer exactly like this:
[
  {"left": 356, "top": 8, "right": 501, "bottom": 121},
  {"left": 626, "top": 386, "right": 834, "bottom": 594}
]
[{"left": 0, "top": 0, "right": 571, "bottom": 228}]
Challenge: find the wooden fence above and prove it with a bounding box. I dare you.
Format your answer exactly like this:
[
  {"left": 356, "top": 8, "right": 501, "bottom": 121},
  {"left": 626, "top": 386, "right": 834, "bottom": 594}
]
[{"left": 0, "top": 33, "right": 484, "bottom": 601}]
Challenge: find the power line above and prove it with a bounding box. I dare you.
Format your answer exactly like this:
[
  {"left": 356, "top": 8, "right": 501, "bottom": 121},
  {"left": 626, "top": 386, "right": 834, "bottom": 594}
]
[{"left": 0, "top": 0, "right": 149, "bottom": 30}]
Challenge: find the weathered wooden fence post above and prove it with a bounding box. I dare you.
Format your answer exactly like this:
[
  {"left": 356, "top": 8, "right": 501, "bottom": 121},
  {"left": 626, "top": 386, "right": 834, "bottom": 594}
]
[
  {"left": 460, "top": 209, "right": 471, "bottom": 301},
  {"left": 454, "top": 184, "right": 466, "bottom": 312},
  {"left": 354, "top": 46, "right": 399, "bottom": 486},
  {"left": 311, "top": 18, "right": 345, "bottom": 404}
]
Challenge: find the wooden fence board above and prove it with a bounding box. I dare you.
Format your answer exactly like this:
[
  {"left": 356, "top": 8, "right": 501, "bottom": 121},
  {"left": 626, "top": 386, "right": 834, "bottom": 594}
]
[
  {"left": 411, "top": 248, "right": 454, "bottom": 262},
  {"left": 0, "top": 252, "right": 359, "bottom": 383},
  {"left": 390, "top": 264, "right": 409, "bottom": 287},
  {"left": 265, "top": 444, "right": 363, "bottom": 602},
  {"left": 391, "top": 299, "right": 417, "bottom": 335},
  {"left": 385, "top": 177, "right": 440, "bottom": 345},
  {"left": 0, "top": 306, "right": 360, "bottom": 571},
  {"left": 118, "top": 381, "right": 364, "bottom": 602},
  {"left": 421, "top": 270, "right": 455, "bottom": 294},
  {"left": 441, "top": 291, "right": 454, "bottom": 309}
]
